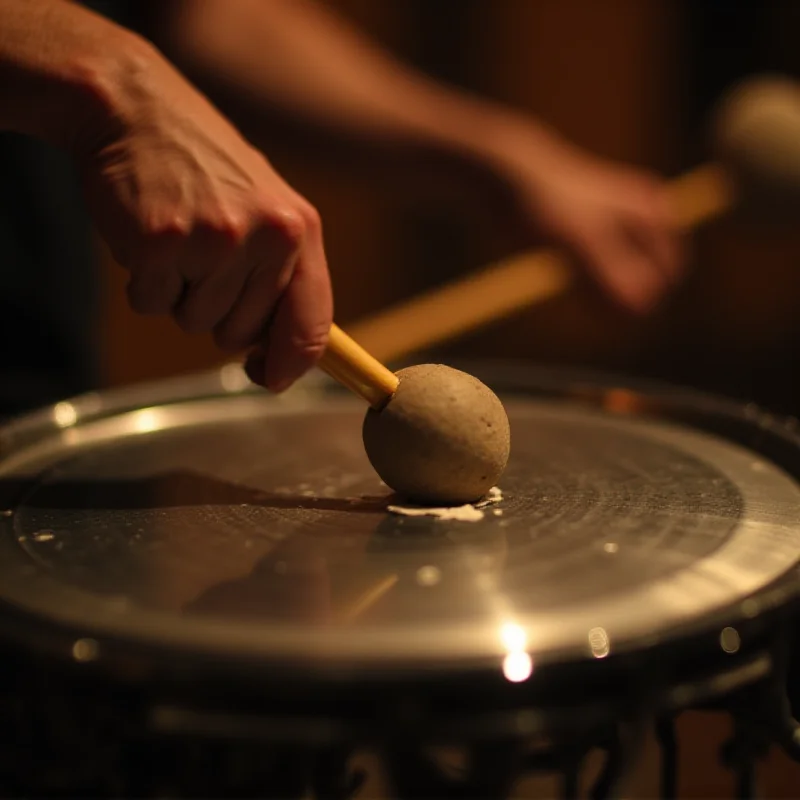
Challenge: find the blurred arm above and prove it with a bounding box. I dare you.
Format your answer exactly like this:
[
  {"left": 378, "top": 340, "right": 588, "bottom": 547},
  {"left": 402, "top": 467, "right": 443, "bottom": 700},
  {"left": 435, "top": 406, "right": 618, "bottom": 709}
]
[
  {"left": 0, "top": 0, "right": 335, "bottom": 391},
  {"left": 153, "top": 0, "right": 555, "bottom": 182},
  {"left": 0, "top": 0, "right": 148, "bottom": 151},
  {"left": 155, "top": 0, "right": 685, "bottom": 314}
]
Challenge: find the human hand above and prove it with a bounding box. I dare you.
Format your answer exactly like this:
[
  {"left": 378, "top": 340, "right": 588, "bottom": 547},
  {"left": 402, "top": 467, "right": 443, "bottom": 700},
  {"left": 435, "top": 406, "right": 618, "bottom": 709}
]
[
  {"left": 481, "top": 121, "right": 684, "bottom": 314},
  {"left": 78, "top": 38, "right": 332, "bottom": 392}
]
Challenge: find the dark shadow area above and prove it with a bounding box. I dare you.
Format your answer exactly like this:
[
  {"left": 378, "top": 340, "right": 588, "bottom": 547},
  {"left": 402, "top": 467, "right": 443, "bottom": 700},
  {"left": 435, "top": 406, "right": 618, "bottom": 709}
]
[
  {"left": 0, "top": 472, "right": 394, "bottom": 514},
  {"left": 184, "top": 537, "right": 334, "bottom": 624}
]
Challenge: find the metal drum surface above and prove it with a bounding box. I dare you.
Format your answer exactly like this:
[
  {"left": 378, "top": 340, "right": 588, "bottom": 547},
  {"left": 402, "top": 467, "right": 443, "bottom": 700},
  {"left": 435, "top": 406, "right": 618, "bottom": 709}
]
[
  {"left": 1, "top": 362, "right": 800, "bottom": 797},
  {"left": 0, "top": 362, "right": 798, "bottom": 678}
]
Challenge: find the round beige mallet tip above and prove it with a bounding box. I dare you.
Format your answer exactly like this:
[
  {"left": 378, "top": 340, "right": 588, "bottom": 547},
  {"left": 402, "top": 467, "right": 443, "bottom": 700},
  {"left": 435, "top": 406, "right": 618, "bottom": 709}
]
[
  {"left": 712, "top": 73, "right": 800, "bottom": 213},
  {"left": 362, "top": 364, "right": 511, "bottom": 506}
]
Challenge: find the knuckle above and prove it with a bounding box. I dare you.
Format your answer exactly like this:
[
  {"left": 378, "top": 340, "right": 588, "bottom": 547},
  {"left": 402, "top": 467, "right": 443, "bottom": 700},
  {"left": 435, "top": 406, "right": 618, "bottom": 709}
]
[
  {"left": 271, "top": 207, "right": 307, "bottom": 250},
  {"left": 142, "top": 212, "right": 191, "bottom": 240},
  {"left": 206, "top": 211, "right": 250, "bottom": 246},
  {"left": 252, "top": 197, "right": 322, "bottom": 260},
  {"left": 298, "top": 200, "right": 321, "bottom": 233}
]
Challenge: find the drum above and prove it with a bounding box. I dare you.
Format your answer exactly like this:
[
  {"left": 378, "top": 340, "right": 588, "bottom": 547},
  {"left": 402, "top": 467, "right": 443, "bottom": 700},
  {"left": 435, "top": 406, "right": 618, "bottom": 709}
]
[{"left": 1, "top": 361, "right": 800, "bottom": 798}]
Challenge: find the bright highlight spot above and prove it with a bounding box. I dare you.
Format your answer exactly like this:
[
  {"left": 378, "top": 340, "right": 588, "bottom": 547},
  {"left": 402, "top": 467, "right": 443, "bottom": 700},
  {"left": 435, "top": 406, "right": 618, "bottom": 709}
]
[{"left": 503, "top": 651, "right": 533, "bottom": 682}]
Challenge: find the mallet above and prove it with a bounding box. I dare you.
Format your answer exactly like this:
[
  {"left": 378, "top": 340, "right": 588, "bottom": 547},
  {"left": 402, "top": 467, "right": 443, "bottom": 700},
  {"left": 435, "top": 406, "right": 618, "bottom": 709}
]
[
  {"left": 317, "top": 323, "right": 510, "bottom": 507},
  {"left": 290, "top": 75, "right": 800, "bottom": 508},
  {"left": 345, "top": 74, "right": 800, "bottom": 365}
]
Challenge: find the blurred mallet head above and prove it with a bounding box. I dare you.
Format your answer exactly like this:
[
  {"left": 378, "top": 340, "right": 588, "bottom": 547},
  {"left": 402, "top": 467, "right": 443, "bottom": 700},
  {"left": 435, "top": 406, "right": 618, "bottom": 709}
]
[{"left": 711, "top": 74, "right": 800, "bottom": 217}]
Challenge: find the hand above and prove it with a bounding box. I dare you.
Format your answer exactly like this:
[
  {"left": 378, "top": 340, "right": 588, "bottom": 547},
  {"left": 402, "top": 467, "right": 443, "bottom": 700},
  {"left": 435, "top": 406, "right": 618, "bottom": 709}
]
[
  {"left": 482, "top": 122, "right": 684, "bottom": 314},
  {"left": 78, "top": 38, "right": 332, "bottom": 392}
]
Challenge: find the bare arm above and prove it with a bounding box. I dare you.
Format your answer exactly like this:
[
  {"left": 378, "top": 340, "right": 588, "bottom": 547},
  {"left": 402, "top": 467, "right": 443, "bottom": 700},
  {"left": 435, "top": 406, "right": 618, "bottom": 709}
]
[
  {"left": 155, "top": 0, "right": 530, "bottom": 162},
  {"left": 158, "top": 0, "right": 685, "bottom": 314},
  {"left": 0, "top": 0, "right": 136, "bottom": 149},
  {"left": 0, "top": 0, "right": 333, "bottom": 391}
]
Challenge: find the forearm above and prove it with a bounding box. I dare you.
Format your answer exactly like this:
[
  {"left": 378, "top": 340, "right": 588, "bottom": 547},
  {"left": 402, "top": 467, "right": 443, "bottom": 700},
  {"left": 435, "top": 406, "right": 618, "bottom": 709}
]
[
  {"left": 0, "top": 0, "right": 164, "bottom": 154},
  {"left": 155, "top": 0, "right": 563, "bottom": 176}
]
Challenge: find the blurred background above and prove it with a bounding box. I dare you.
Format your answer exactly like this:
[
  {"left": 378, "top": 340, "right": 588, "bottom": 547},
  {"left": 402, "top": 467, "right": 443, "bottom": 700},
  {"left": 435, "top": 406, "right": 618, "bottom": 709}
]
[
  {"left": 100, "top": 0, "right": 800, "bottom": 417},
  {"left": 93, "top": 1, "right": 800, "bottom": 796}
]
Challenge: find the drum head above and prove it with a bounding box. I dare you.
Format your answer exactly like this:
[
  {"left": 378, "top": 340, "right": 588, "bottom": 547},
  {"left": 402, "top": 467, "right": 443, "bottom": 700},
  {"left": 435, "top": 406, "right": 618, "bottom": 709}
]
[{"left": 1, "top": 363, "right": 800, "bottom": 685}]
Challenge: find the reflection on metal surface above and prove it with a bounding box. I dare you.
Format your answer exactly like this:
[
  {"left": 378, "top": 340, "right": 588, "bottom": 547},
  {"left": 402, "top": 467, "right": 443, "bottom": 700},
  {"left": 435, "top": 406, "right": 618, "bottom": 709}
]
[
  {"left": 0, "top": 370, "right": 798, "bottom": 675},
  {"left": 503, "top": 651, "right": 533, "bottom": 683},
  {"left": 720, "top": 626, "right": 742, "bottom": 654},
  {"left": 589, "top": 627, "right": 611, "bottom": 659},
  {"left": 341, "top": 574, "right": 399, "bottom": 623},
  {"left": 476, "top": 573, "right": 495, "bottom": 591},
  {"left": 741, "top": 599, "right": 760, "bottom": 618},
  {"left": 219, "top": 362, "right": 251, "bottom": 393},
  {"left": 132, "top": 409, "right": 163, "bottom": 434},
  {"left": 500, "top": 622, "right": 527, "bottom": 652},
  {"left": 602, "top": 389, "right": 646, "bottom": 415},
  {"left": 72, "top": 638, "right": 99, "bottom": 662},
  {"left": 500, "top": 622, "right": 532, "bottom": 682},
  {"left": 53, "top": 402, "right": 77, "bottom": 428},
  {"left": 416, "top": 566, "right": 441, "bottom": 586}
]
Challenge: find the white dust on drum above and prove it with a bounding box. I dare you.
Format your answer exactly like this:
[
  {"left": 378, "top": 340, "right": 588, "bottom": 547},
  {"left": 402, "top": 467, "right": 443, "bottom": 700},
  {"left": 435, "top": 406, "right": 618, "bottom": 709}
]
[{"left": 387, "top": 486, "right": 504, "bottom": 522}]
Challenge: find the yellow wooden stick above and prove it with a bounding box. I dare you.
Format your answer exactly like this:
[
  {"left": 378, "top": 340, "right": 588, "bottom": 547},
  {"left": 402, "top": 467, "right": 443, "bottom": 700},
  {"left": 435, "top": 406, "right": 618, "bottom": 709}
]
[
  {"left": 316, "top": 323, "right": 399, "bottom": 409},
  {"left": 345, "top": 163, "right": 735, "bottom": 365}
]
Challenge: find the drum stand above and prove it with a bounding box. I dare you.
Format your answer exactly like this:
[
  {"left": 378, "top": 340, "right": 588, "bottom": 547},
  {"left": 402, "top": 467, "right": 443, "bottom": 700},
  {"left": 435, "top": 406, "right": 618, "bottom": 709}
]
[
  {"left": 315, "top": 628, "right": 800, "bottom": 800},
  {"left": 0, "top": 624, "right": 800, "bottom": 800}
]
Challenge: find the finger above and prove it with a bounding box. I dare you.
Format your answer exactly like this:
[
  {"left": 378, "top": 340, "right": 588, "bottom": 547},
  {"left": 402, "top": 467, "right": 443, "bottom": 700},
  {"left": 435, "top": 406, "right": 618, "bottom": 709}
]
[
  {"left": 630, "top": 192, "right": 686, "bottom": 283},
  {"left": 622, "top": 219, "right": 683, "bottom": 293},
  {"left": 212, "top": 227, "right": 298, "bottom": 352},
  {"left": 578, "top": 227, "right": 668, "bottom": 315},
  {"left": 166, "top": 219, "right": 255, "bottom": 333},
  {"left": 124, "top": 232, "right": 187, "bottom": 315},
  {"left": 261, "top": 232, "right": 333, "bottom": 392},
  {"left": 126, "top": 266, "right": 185, "bottom": 315},
  {"left": 173, "top": 254, "right": 246, "bottom": 334}
]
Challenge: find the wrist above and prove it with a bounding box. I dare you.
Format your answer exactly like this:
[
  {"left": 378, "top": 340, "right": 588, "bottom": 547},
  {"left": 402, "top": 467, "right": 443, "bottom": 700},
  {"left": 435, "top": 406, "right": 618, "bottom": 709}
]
[
  {"left": 55, "top": 30, "right": 164, "bottom": 158},
  {"left": 0, "top": 0, "right": 160, "bottom": 154},
  {"left": 2, "top": 22, "right": 162, "bottom": 159},
  {"left": 454, "top": 102, "right": 574, "bottom": 183}
]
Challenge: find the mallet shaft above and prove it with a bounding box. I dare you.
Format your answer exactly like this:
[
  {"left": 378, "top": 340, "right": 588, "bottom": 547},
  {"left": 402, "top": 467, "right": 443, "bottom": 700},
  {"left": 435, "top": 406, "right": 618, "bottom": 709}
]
[{"left": 346, "top": 163, "right": 735, "bottom": 365}]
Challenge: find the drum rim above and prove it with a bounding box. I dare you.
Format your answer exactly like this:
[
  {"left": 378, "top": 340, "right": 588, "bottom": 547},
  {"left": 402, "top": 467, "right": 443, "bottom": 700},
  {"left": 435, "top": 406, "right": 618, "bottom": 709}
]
[{"left": 0, "top": 360, "right": 799, "bottom": 685}]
